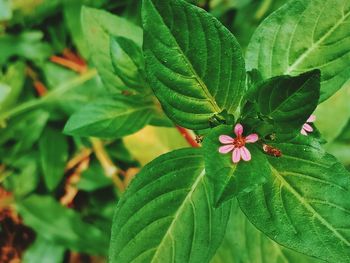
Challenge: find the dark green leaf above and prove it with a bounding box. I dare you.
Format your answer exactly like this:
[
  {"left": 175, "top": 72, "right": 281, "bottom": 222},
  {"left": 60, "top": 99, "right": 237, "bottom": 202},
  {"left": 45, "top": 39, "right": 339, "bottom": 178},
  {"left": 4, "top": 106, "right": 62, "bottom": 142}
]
[
  {"left": 203, "top": 125, "right": 269, "bottom": 206},
  {"left": 142, "top": 0, "right": 245, "bottom": 129},
  {"left": 17, "top": 194, "right": 109, "bottom": 255},
  {"left": 0, "top": 110, "right": 49, "bottom": 158},
  {"left": 0, "top": 61, "right": 26, "bottom": 112},
  {"left": 39, "top": 127, "right": 69, "bottom": 191},
  {"left": 64, "top": 94, "right": 154, "bottom": 138},
  {"left": 110, "top": 36, "right": 148, "bottom": 92},
  {"left": 251, "top": 70, "right": 320, "bottom": 136},
  {"left": 109, "top": 148, "right": 231, "bottom": 263},
  {"left": 77, "top": 160, "right": 112, "bottom": 191},
  {"left": 238, "top": 137, "right": 350, "bottom": 262},
  {"left": 246, "top": 0, "right": 350, "bottom": 102},
  {"left": 81, "top": 7, "right": 142, "bottom": 92}
]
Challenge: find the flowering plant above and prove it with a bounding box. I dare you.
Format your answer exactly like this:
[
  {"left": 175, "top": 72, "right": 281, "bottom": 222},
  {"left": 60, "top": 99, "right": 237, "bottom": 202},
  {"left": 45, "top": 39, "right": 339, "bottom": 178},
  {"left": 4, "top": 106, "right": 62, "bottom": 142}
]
[{"left": 0, "top": 0, "right": 349, "bottom": 262}]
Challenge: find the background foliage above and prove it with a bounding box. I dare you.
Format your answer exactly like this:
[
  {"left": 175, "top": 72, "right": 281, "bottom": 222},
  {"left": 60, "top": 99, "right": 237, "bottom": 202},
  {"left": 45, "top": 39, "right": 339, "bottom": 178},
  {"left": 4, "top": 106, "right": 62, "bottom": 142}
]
[{"left": 0, "top": 0, "right": 349, "bottom": 262}]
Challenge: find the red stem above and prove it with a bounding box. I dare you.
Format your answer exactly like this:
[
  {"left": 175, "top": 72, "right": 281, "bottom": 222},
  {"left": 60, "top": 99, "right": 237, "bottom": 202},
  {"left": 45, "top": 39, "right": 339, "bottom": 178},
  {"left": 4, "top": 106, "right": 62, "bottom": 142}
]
[{"left": 176, "top": 126, "right": 200, "bottom": 148}]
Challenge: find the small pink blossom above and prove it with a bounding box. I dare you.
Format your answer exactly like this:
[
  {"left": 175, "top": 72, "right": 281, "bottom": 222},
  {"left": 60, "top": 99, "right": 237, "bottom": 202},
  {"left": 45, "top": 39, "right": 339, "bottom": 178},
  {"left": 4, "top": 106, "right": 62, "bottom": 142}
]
[
  {"left": 218, "top": 123, "right": 259, "bottom": 164},
  {"left": 301, "top": 115, "right": 316, "bottom": 136}
]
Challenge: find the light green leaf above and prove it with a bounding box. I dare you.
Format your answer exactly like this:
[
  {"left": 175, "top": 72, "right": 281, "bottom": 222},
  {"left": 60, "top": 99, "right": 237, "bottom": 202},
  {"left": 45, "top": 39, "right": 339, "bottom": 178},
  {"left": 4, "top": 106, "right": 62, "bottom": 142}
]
[
  {"left": 81, "top": 7, "right": 142, "bottom": 92},
  {"left": 64, "top": 94, "right": 154, "bottom": 138},
  {"left": 0, "top": 31, "right": 52, "bottom": 64},
  {"left": 203, "top": 125, "right": 270, "bottom": 206},
  {"left": 39, "top": 128, "right": 68, "bottom": 191},
  {"left": 123, "top": 125, "right": 189, "bottom": 165},
  {"left": 211, "top": 201, "right": 321, "bottom": 263},
  {"left": 0, "top": 0, "right": 12, "bottom": 22},
  {"left": 314, "top": 82, "right": 350, "bottom": 142},
  {"left": 246, "top": 0, "right": 350, "bottom": 102},
  {"left": 142, "top": 0, "right": 245, "bottom": 129},
  {"left": 17, "top": 194, "right": 109, "bottom": 255},
  {"left": 238, "top": 137, "right": 350, "bottom": 262},
  {"left": 4, "top": 153, "right": 40, "bottom": 197},
  {"left": 109, "top": 148, "right": 231, "bottom": 263},
  {"left": 23, "top": 236, "right": 65, "bottom": 263}
]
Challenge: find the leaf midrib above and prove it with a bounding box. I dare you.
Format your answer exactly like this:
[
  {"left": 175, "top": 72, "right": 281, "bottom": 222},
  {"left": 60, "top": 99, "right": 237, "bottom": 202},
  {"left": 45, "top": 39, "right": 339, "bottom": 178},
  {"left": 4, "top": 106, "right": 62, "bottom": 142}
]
[
  {"left": 148, "top": 0, "right": 221, "bottom": 113},
  {"left": 150, "top": 169, "right": 206, "bottom": 263},
  {"left": 285, "top": 8, "right": 350, "bottom": 74},
  {"left": 270, "top": 165, "right": 350, "bottom": 246}
]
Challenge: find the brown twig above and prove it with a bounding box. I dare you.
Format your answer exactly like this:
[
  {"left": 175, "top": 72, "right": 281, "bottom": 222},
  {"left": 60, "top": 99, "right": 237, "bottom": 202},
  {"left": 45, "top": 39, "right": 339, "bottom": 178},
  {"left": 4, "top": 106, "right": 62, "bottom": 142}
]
[
  {"left": 60, "top": 157, "right": 90, "bottom": 207},
  {"left": 50, "top": 55, "right": 87, "bottom": 74},
  {"left": 26, "top": 67, "right": 48, "bottom": 96},
  {"left": 62, "top": 48, "right": 86, "bottom": 67},
  {"left": 65, "top": 148, "right": 92, "bottom": 172},
  {"left": 90, "top": 139, "right": 125, "bottom": 193}
]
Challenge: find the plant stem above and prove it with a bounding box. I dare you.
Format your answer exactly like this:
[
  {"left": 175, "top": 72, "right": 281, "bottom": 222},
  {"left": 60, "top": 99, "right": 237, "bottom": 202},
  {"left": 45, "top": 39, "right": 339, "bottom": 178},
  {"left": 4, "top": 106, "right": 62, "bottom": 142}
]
[
  {"left": 90, "top": 138, "right": 125, "bottom": 193},
  {"left": 0, "top": 69, "right": 97, "bottom": 123},
  {"left": 254, "top": 0, "right": 272, "bottom": 21},
  {"left": 176, "top": 126, "right": 200, "bottom": 148}
]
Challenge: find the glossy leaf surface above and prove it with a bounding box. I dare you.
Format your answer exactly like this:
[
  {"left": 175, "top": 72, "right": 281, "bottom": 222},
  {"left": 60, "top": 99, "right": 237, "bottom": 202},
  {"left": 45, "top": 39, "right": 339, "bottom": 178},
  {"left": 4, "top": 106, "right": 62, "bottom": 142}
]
[
  {"left": 109, "top": 148, "right": 231, "bottom": 263},
  {"left": 238, "top": 137, "right": 350, "bottom": 262},
  {"left": 246, "top": 0, "right": 350, "bottom": 102},
  {"left": 142, "top": 0, "right": 245, "bottom": 129}
]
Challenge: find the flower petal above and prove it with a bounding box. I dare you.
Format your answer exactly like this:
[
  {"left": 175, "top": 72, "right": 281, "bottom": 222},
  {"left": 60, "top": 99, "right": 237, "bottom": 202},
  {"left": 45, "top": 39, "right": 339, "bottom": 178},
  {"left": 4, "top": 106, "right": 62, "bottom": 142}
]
[
  {"left": 301, "top": 128, "right": 308, "bottom": 136},
  {"left": 245, "top": 133, "right": 259, "bottom": 143},
  {"left": 219, "top": 145, "right": 234, "bottom": 154},
  {"left": 232, "top": 148, "right": 241, "bottom": 163},
  {"left": 307, "top": 115, "right": 316, "bottom": 123},
  {"left": 240, "top": 147, "right": 251, "bottom": 161},
  {"left": 303, "top": 123, "right": 313, "bottom": 132},
  {"left": 219, "top": 135, "right": 234, "bottom": 144},
  {"left": 234, "top": 123, "right": 243, "bottom": 136}
]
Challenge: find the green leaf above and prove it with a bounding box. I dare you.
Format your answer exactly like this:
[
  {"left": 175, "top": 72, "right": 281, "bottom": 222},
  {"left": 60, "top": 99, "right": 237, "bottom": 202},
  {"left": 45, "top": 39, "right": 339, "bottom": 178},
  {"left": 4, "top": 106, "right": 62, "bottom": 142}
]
[
  {"left": 81, "top": 7, "right": 142, "bottom": 92},
  {"left": 23, "top": 237, "right": 65, "bottom": 263},
  {"left": 211, "top": 200, "right": 321, "bottom": 263},
  {"left": 39, "top": 127, "right": 69, "bottom": 191},
  {"left": 0, "top": 31, "right": 52, "bottom": 64},
  {"left": 0, "top": 61, "right": 26, "bottom": 112},
  {"left": 142, "top": 0, "right": 245, "bottom": 129},
  {"left": 314, "top": 82, "right": 350, "bottom": 142},
  {"left": 238, "top": 137, "right": 350, "bottom": 262},
  {"left": 250, "top": 70, "right": 320, "bottom": 137},
  {"left": 0, "top": 0, "right": 12, "bottom": 21},
  {"left": 110, "top": 36, "right": 148, "bottom": 92},
  {"left": 64, "top": 94, "right": 154, "bottom": 138},
  {"left": 109, "top": 148, "right": 231, "bottom": 263},
  {"left": 123, "top": 126, "right": 189, "bottom": 165},
  {"left": 203, "top": 125, "right": 270, "bottom": 206},
  {"left": 0, "top": 110, "right": 49, "bottom": 158},
  {"left": 17, "top": 194, "right": 109, "bottom": 255},
  {"left": 246, "top": 0, "right": 350, "bottom": 102},
  {"left": 4, "top": 153, "right": 40, "bottom": 197},
  {"left": 77, "top": 160, "right": 112, "bottom": 191}
]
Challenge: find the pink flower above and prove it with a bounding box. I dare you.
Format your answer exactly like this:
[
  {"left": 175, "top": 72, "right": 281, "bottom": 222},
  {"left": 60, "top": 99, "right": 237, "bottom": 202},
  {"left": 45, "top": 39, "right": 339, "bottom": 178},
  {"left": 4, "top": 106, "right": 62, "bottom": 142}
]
[
  {"left": 218, "top": 123, "right": 259, "bottom": 164},
  {"left": 301, "top": 115, "right": 316, "bottom": 136}
]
